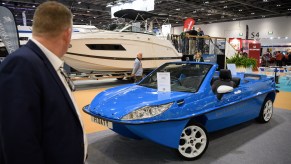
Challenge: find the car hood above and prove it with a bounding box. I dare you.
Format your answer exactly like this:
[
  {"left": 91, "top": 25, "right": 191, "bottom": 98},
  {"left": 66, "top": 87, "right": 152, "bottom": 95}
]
[{"left": 88, "top": 84, "right": 192, "bottom": 119}]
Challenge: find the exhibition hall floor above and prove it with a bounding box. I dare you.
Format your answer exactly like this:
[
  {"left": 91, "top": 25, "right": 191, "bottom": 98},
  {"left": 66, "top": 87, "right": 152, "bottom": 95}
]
[{"left": 73, "top": 79, "right": 291, "bottom": 164}]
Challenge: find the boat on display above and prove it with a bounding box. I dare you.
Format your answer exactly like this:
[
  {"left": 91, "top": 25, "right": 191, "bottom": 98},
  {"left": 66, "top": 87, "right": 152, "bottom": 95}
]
[
  {"left": 64, "top": 9, "right": 181, "bottom": 73},
  {"left": 64, "top": 25, "right": 182, "bottom": 73}
]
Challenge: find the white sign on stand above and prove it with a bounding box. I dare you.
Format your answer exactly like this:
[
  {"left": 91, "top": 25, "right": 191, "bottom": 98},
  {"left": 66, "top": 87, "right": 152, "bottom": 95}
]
[
  {"left": 227, "top": 64, "right": 237, "bottom": 76},
  {"left": 157, "top": 72, "right": 171, "bottom": 92}
]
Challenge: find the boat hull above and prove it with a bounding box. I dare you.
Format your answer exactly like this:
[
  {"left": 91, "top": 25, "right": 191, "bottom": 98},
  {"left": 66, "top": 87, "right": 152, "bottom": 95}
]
[{"left": 64, "top": 32, "right": 182, "bottom": 73}]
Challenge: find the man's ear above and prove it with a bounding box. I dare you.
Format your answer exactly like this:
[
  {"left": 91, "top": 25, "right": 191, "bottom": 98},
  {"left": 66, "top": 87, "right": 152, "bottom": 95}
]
[{"left": 63, "top": 27, "right": 72, "bottom": 42}]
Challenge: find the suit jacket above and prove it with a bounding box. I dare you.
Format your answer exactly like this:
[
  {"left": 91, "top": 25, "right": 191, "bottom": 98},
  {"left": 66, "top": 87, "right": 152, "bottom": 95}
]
[
  {"left": 194, "top": 57, "right": 204, "bottom": 62},
  {"left": 0, "top": 40, "right": 84, "bottom": 164}
]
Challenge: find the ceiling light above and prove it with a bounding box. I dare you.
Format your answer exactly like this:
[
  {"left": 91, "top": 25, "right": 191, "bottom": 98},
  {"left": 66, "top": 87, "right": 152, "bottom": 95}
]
[
  {"left": 31, "top": 20, "right": 33, "bottom": 22},
  {"left": 288, "top": 9, "right": 291, "bottom": 11},
  {"left": 221, "top": 15, "right": 225, "bottom": 18},
  {"left": 270, "top": 37, "right": 273, "bottom": 40},
  {"left": 224, "top": 6, "right": 227, "bottom": 8},
  {"left": 15, "top": 14, "right": 18, "bottom": 16},
  {"left": 233, "top": 18, "right": 236, "bottom": 20},
  {"left": 2, "top": 2, "right": 5, "bottom": 4},
  {"left": 94, "top": 17, "right": 96, "bottom": 19},
  {"left": 201, "top": 8, "right": 205, "bottom": 11},
  {"left": 276, "top": 4, "right": 281, "bottom": 7},
  {"left": 87, "top": 10, "right": 90, "bottom": 13},
  {"left": 32, "top": 5, "right": 36, "bottom": 7},
  {"left": 285, "top": 37, "right": 288, "bottom": 39},
  {"left": 251, "top": 12, "right": 255, "bottom": 15},
  {"left": 175, "top": 8, "right": 180, "bottom": 11},
  {"left": 198, "top": 19, "right": 201, "bottom": 21},
  {"left": 204, "top": 1, "right": 209, "bottom": 4},
  {"left": 262, "top": 15, "right": 265, "bottom": 18},
  {"left": 278, "top": 37, "right": 281, "bottom": 39},
  {"left": 193, "top": 10, "right": 197, "bottom": 13},
  {"left": 239, "top": 9, "right": 242, "bottom": 11},
  {"left": 81, "top": 20, "right": 83, "bottom": 21},
  {"left": 207, "top": 13, "right": 211, "bottom": 15},
  {"left": 78, "top": 2, "right": 81, "bottom": 4},
  {"left": 176, "top": 21, "right": 179, "bottom": 23},
  {"left": 263, "top": 0, "right": 268, "bottom": 2},
  {"left": 169, "top": 14, "right": 172, "bottom": 16}
]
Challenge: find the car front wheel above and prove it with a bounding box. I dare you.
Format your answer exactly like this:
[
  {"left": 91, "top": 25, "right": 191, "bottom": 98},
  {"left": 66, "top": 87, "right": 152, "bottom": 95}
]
[
  {"left": 177, "top": 124, "right": 209, "bottom": 160},
  {"left": 257, "top": 97, "right": 273, "bottom": 123}
]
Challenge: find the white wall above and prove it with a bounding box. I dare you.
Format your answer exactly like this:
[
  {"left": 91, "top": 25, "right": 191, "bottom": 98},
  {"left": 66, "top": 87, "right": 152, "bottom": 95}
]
[{"left": 172, "top": 16, "right": 291, "bottom": 46}]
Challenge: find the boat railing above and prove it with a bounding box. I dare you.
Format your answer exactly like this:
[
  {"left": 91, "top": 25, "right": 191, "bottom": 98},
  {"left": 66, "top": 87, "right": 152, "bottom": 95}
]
[{"left": 170, "top": 34, "right": 226, "bottom": 56}]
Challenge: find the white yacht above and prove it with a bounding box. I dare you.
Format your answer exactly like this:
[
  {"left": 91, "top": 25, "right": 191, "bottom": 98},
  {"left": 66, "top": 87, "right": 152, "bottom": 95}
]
[{"left": 64, "top": 24, "right": 182, "bottom": 73}]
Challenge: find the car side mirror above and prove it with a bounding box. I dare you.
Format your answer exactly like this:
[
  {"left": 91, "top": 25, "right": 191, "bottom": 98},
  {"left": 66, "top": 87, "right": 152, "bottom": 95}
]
[{"left": 216, "top": 85, "right": 234, "bottom": 100}]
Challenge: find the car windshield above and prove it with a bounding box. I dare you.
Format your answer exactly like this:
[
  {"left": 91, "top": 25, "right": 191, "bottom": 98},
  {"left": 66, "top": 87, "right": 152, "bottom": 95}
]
[{"left": 139, "top": 63, "right": 213, "bottom": 92}]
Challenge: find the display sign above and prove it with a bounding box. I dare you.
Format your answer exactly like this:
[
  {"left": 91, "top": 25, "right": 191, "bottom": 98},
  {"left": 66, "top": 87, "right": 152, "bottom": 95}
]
[
  {"left": 229, "top": 38, "right": 242, "bottom": 51},
  {"left": 0, "top": 6, "right": 20, "bottom": 55},
  {"left": 249, "top": 42, "right": 261, "bottom": 68},
  {"left": 162, "top": 24, "right": 171, "bottom": 37},
  {"left": 202, "top": 54, "right": 217, "bottom": 63},
  {"left": 157, "top": 72, "right": 171, "bottom": 92},
  {"left": 227, "top": 64, "right": 237, "bottom": 75},
  {"left": 183, "top": 18, "right": 195, "bottom": 31}
]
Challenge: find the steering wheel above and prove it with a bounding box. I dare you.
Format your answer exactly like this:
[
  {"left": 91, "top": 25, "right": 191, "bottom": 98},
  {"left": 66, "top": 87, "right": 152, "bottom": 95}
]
[{"left": 171, "top": 76, "right": 182, "bottom": 86}]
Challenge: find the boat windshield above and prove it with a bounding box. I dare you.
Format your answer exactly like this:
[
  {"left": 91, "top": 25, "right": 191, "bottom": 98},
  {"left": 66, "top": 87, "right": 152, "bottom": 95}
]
[
  {"left": 113, "top": 24, "right": 155, "bottom": 35},
  {"left": 139, "top": 63, "right": 212, "bottom": 92}
]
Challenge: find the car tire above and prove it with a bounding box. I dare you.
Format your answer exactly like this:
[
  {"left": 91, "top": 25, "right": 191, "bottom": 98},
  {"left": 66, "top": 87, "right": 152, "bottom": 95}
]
[
  {"left": 257, "top": 97, "right": 273, "bottom": 123},
  {"left": 177, "top": 123, "right": 209, "bottom": 160}
]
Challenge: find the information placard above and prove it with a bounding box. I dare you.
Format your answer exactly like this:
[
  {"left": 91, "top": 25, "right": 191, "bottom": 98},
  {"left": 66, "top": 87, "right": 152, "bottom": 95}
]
[{"left": 157, "top": 72, "right": 171, "bottom": 92}]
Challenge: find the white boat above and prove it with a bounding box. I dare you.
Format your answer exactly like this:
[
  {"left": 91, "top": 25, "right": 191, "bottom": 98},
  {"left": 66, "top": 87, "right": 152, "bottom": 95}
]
[{"left": 64, "top": 25, "right": 182, "bottom": 73}]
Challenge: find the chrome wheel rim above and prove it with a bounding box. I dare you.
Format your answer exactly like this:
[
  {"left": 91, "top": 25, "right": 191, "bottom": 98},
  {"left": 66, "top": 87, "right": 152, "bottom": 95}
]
[
  {"left": 263, "top": 100, "right": 273, "bottom": 121},
  {"left": 178, "top": 125, "right": 207, "bottom": 158}
]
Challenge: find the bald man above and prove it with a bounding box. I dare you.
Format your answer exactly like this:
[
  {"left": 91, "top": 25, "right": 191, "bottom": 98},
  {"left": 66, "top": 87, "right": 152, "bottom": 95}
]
[{"left": 131, "top": 53, "right": 143, "bottom": 83}]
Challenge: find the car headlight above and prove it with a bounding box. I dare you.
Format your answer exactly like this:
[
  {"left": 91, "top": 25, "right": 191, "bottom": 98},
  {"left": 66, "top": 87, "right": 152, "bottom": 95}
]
[{"left": 122, "top": 102, "right": 173, "bottom": 120}]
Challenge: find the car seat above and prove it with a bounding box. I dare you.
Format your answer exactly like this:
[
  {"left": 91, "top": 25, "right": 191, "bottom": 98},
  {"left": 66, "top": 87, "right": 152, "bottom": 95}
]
[{"left": 211, "top": 69, "right": 236, "bottom": 93}]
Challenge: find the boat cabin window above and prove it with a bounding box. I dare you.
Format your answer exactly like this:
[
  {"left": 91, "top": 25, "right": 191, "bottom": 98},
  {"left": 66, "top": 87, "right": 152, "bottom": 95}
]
[
  {"left": 19, "top": 37, "right": 29, "bottom": 41},
  {"left": 86, "top": 44, "right": 126, "bottom": 51}
]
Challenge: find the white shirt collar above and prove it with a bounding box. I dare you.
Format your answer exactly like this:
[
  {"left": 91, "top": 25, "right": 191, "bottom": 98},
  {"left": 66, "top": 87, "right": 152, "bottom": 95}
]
[{"left": 30, "top": 38, "right": 63, "bottom": 71}]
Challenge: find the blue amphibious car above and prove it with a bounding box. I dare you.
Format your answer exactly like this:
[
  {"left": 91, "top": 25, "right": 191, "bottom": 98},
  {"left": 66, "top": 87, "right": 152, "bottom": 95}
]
[{"left": 83, "top": 62, "right": 277, "bottom": 160}]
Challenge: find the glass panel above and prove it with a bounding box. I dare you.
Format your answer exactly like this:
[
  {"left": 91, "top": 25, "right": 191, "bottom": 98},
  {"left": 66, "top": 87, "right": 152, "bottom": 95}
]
[{"left": 139, "top": 63, "right": 213, "bottom": 92}]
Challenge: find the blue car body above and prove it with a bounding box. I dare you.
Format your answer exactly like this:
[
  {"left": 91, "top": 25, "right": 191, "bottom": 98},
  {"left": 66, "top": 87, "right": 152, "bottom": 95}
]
[{"left": 83, "top": 62, "right": 276, "bottom": 149}]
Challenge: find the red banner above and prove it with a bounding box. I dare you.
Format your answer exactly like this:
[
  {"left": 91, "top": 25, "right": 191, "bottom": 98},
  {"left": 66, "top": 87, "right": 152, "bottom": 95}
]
[
  {"left": 183, "top": 18, "right": 195, "bottom": 31},
  {"left": 249, "top": 42, "right": 261, "bottom": 68}
]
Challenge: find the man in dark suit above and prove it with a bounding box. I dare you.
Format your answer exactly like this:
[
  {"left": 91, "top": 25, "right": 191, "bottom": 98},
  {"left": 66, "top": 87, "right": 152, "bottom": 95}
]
[{"left": 0, "top": 2, "right": 87, "bottom": 164}]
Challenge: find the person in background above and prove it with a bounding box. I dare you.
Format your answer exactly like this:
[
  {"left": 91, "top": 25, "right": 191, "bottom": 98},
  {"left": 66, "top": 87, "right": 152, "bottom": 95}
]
[
  {"left": 185, "top": 26, "right": 197, "bottom": 55},
  {"left": 0, "top": 2, "right": 87, "bottom": 164},
  {"left": 132, "top": 52, "right": 143, "bottom": 83},
  {"left": 197, "top": 27, "right": 205, "bottom": 53},
  {"left": 194, "top": 51, "right": 204, "bottom": 62},
  {"left": 287, "top": 51, "right": 291, "bottom": 65},
  {"left": 275, "top": 51, "right": 283, "bottom": 66},
  {"left": 284, "top": 52, "right": 289, "bottom": 65},
  {"left": 262, "top": 49, "right": 271, "bottom": 67}
]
